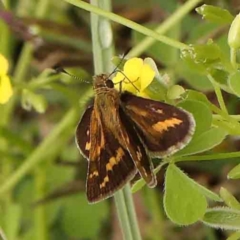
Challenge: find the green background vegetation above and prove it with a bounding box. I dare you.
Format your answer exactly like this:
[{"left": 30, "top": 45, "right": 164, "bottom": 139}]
[{"left": 1, "top": 0, "right": 240, "bottom": 239}]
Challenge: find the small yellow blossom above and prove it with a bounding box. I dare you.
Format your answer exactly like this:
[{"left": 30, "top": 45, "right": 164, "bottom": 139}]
[
  {"left": 112, "top": 57, "right": 155, "bottom": 96},
  {"left": 0, "top": 54, "right": 13, "bottom": 104}
]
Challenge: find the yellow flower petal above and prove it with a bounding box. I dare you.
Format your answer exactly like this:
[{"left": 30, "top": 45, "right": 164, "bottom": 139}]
[
  {"left": 124, "top": 58, "right": 143, "bottom": 82},
  {"left": 112, "top": 72, "right": 139, "bottom": 93},
  {"left": 112, "top": 57, "right": 156, "bottom": 95},
  {"left": 0, "top": 75, "right": 13, "bottom": 104},
  {"left": 140, "top": 63, "right": 155, "bottom": 91},
  {"left": 0, "top": 54, "right": 9, "bottom": 75},
  {"left": 112, "top": 72, "right": 125, "bottom": 83},
  {"left": 138, "top": 91, "right": 150, "bottom": 98},
  {"left": 122, "top": 81, "right": 138, "bottom": 94}
]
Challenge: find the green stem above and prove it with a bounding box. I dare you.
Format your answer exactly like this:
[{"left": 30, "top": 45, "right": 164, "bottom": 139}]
[
  {"left": 114, "top": 190, "right": 133, "bottom": 240},
  {"left": 1, "top": 0, "right": 10, "bottom": 9},
  {"left": 0, "top": 107, "right": 79, "bottom": 196},
  {"left": 175, "top": 151, "right": 240, "bottom": 162},
  {"left": 39, "top": 29, "right": 92, "bottom": 52},
  {"left": 64, "top": 0, "right": 188, "bottom": 50},
  {"left": 0, "top": 227, "right": 8, "bottom": 240},
  {"left": 211, "top": 105, "right": 240, "bottom": 134},
  {"left": 28, "top": 74, "right": 61, "bottom": 90},
  {"left": 123, "top": 184, "right": 142, "bottom": 240},
  {"left": 213, "top": 114, "right": 240, "bottom": 120},
  {"left": 34, "top": 166, "right": 48, "bottom": 240},
  {"left": 0, "top": 20, "right": 11, "bottom": 58},
  {"left": 89, "top": 0, "right": 141, "bottom": 239},
  {"left": 210, "top": 103, "right": 239, "bottom": 126},
  {"left": 90, "top": 0, "right": 104, "bottom": 74},
  {"left": 144, "top": 188, "right": 164, "bottom": 240},
  {"left": 0, "top": 0, "right": 10, "bottom": 56},
  {"left": 213, "top": 119, "right": 240, "bottom": 135},
  {"left": 128, "top": 0, "right": 203, "bottom": 57},
  {"left": 13, "top": 44, "right": 33, "bottom": 84},
  {"left": 207, "top": 74, "right": 228, "bottom": 114},
  {"left": 1, "top": 157, "right": 12, "bottom": 238}
]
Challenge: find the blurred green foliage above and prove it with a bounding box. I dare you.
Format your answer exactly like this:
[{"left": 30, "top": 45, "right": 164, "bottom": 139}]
[{"left": 1, "top": 0, "right": 240, "bottom": 240}]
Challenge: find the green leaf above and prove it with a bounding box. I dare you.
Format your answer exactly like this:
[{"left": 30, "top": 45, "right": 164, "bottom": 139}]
[
  {"left": 21, "top": 89, "right": 47, "bottom": 113},
  {"left": 220, "top": 187, "right": 240, "bottom": 210},
  {"left": 187, "top": 21, "right": 219, "bottom": 42},
  {"left": 143, "top": 57, "right": 168, "bottom": 101},
  {"left": 181, "top": 42, "right": 222, "bottom": 71},
  {"left": 62, "top": 193, "right": 109, "bottom": 239},
  {"left": 133, "top": 23, "right": 180, "bottom": 67},
  {"left": 180, "top": 49, "right": 207, "bottom": 74},
  {"left": 228, "top": 71, "right": 240, "bottom": 97},
  {"left": 227, "top": 231, "right": 240, "bottom": 240},
  {"left": 112, "top": 56, "right": 126, "bottom": 70},
  {"left": 228, "top": 13, "right": 240, "bottom": 49},
  {"left": 178, "top": 100, "right": 212, "bottom": 136},
  {"left": 202, "top": 207, "right": 240, "bottom": 230},
  {"left": 144, "top": 57, "right": 162, "bottom": 82},
  {"left": 20, "top": 228, "right": 34, "bottom": 240},
  {"left": 144, "top": 77, "right": 168, "bottom": 101},
  {"left": 5, "top": 203, "right": 21, "bottom": 240},
  {"left": 167, "top": 85, "right": 185, "bottom": 100},
  {"left": 228, "top": 163, "right": 240, "bottom": 179},
  {"left": 185, "top": 90, "right": 213, "bottom": 108},
  {"left": 176, "top": 59, "right": 213, "bottom": 91},
  {"left": 164, "top": 164, "right": 207, "bottom": 225},
  {"left": 0, "top": 126, "right": 33, "bottom": 155},
  {"left": 191, "top": 42, "right": 222, "bottom": 63},
  {"left": 155, "top": 0, "right": 178, "bottom": 12},
  {"left": 212, "top": 69, "right": 229, "bottom": 86},
  {"left": 196, "top": 182, "right": 222, "bottom": 202},
  {"left": 14, "top": 179, "right": 34, "bottom": 225},
  {"left": 196, "top": 4, "right": 234, "bottom": 25},
  {"left": 131, "top": 177, "right": 147, "bottom": 193},
  {"left": 177, "top": 127, "right": 227, "bottom": 156}
]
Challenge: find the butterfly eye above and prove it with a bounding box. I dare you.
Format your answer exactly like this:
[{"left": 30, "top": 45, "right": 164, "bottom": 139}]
[{"left": 106, "top": 79, "right": 114, "bottom": 88}]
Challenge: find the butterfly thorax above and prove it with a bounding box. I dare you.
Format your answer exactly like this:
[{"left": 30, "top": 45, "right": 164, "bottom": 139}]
[{"left": 93, "top": 74, "right": 121, "bottom": 131}]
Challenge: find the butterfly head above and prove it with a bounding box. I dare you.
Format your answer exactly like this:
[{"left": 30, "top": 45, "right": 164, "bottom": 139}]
[{"left": 93, "top": 74, "right": 114, "bottom": 91}]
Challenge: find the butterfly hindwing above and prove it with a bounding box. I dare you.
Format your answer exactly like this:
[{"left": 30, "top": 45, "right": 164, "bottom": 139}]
[
  {"left": 121, "top": 92, "right": 195, "bottom": 157},
  {"left": 119, "top": 107, "right": 157, "bottom": 187}
]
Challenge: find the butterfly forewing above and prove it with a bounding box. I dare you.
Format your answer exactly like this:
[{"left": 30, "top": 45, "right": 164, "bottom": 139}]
[
  {"left": 121, "top": 92, "right": 195, "bottom": 157},
  {"left": 76, "top": 106, "right": 137, "bottom": 203},
  {"left": 75, "top": 106, "right": 92, "bottom": 158}
]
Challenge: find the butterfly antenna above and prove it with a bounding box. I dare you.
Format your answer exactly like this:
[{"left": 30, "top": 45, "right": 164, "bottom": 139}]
[
  {"left": 107, "top": 50, "right": 140, "bottom": 91},
  {"left": 54, "top": 66, "right": 91, "bottom": 84},
  {"left": 108, "top": 49, "right": 130, "bottom": 79},
  {"left": 113, "top": 69, "right": 139, "bottom": 92}
]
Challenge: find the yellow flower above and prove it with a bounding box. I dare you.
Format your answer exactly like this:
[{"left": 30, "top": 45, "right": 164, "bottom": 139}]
[
  {"left": 112, "top": 57, "right": 155, "bottom": 96},
  {"left": 0, "top": 54, "right": 13, "bottom": 104}
]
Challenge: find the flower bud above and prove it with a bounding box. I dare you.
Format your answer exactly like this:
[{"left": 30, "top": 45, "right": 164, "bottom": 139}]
[{"left": 228, "top": 13, "right": 240, "bottom": 49}]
